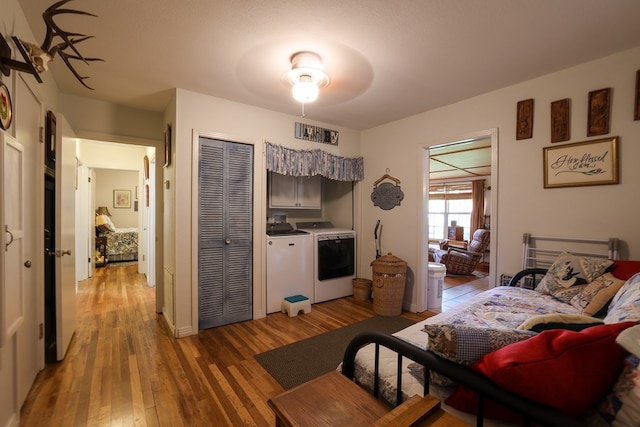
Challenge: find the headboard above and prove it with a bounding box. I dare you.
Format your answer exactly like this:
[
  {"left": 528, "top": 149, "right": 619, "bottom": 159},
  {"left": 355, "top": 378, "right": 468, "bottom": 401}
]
[{"left": 522, "top": 233, "right": 619, "bottom": 270}]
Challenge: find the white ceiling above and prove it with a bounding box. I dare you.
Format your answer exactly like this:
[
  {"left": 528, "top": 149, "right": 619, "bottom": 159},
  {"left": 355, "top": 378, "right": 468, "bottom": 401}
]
[
  {"left": 15, "top": 0, "right": 640, "bottom": 130},
  {"left": 430, "top": 138, "right": 492, "bottom": 181}
]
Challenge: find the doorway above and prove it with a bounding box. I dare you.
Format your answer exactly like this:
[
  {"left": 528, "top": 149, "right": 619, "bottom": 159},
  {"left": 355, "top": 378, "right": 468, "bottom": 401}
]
[
  {"left": 75, "top": 139, "right": 159, "bottom": 290},
  {"left": 419, "top": 129, "right": 498, "bottom": 312}
]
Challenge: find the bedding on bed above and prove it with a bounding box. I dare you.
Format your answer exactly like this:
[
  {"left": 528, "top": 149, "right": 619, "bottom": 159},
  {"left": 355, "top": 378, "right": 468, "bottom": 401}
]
[
  {"left": 345, "top": 256, "right": 640, "bottom": 425},
  {"left": 101, "top": 227, "right": 138, "bottom": 262},
  {"left": 348, "top": 286, "right": 582, "bottom": 405}
]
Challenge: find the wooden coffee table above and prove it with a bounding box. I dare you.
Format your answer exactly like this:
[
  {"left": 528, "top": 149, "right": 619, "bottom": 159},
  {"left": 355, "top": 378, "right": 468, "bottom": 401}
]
[{"left": 268, "top": 370, "right": 390, "bottom": 426}]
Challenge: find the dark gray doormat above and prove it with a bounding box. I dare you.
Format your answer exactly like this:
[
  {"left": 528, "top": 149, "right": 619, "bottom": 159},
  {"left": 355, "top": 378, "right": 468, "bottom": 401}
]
[{"left": 255, "top": 316, "right": 415, "bottom": 390}]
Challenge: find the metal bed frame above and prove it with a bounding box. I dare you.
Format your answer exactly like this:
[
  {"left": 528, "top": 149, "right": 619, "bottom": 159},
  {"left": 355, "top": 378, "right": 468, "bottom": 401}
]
[{"left": 521, "top": 233, "right": 619, "bottom": 270}]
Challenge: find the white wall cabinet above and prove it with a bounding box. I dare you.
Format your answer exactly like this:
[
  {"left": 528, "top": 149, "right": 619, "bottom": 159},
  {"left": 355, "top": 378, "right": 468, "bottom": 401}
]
[{"left": 269, "top": 173, "right": 321, "bottom": 209}]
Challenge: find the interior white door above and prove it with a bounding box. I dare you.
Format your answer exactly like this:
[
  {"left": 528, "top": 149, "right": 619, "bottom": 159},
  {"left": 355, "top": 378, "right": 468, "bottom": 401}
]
[
  {"left": 2, "top": 134, "right": 25, "bottom": 344},
  {"left": 14, "top": 75, "right": 43, "bottom": 405},
  {"left": 55, "top": 116, "right": 77, "bottom": 360}
]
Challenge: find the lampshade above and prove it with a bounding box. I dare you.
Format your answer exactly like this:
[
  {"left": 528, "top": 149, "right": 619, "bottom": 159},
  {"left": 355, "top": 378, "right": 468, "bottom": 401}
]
[{"left": 96, "top": 206, "right": 112, "bottom": 216}]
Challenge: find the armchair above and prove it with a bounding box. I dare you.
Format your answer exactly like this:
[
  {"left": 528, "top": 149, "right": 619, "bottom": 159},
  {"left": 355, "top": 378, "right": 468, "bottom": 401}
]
[{"left": 433, "top": 228, "right": 490, "bottom": 275}]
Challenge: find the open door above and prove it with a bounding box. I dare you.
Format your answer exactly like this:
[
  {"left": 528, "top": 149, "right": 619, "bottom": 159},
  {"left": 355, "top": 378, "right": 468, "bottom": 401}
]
[{"left": 54, "top": 114, "right": 77, "bottom": 360}]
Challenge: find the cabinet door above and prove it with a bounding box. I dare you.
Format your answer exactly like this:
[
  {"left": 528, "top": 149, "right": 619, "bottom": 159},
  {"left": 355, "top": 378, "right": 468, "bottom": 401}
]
[
  {"left": 269, "top": 172, "right": 297, "bottom": 208},
  {"left": 296, "top": 175, "right": 321, "bottom": 209},
  {"left": 198, "top": 137, "right": 253, "bottom": 329},
  {"left": 269, "top": 173, "right": 321, "bottom": 209}
]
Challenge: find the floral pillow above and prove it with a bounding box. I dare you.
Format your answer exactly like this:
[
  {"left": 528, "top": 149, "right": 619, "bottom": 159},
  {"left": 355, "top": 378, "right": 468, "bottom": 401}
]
[
  {"left": 536, "top": 252, "right": 613, "bottom": 302},
  {"left": 570, "top": 272, "right": 626, "bottom": 317},
  {"left": 542, "top": 252, "right": 613, "bottom": 287},
  {"left": 536, "top": 272, "right": 586, "bottom": 304}
]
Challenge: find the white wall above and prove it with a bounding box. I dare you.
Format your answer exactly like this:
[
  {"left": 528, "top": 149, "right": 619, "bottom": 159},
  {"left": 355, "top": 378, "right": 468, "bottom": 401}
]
[
  {"left": 94, "top": 169, "right": 139, "bottom": 228},
  {"left": 60, "top": 94, "right": 163, "bottom": 142},
  {"left": 79, "top": 140, "right": 152, "bottom": 170},
  {"left": 361, "top": 47, "right": 640, "bottom": 311},
  {"left": 172, "top": 89, "right": 362, "bottom": 336}
]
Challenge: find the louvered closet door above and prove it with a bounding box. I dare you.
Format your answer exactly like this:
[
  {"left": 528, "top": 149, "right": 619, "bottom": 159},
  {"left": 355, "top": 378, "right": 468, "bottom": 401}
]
[{"left": 198, "top": 137, "right": 253, "bottom": 329}]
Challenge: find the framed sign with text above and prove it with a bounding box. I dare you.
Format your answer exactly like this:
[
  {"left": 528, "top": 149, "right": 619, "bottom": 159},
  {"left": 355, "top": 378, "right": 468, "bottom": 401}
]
[{"left": 543, "top": 137, "right": 618, "bottom": 188}]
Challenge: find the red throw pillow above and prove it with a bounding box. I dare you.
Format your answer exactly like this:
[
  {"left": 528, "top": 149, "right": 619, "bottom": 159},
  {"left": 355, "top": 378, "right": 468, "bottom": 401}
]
[
  {"left": 445, "top": 321, "right": 637, "bottom": 422},
  {"left": 609, "top": 260, "right": 640, "bottom": 280}
]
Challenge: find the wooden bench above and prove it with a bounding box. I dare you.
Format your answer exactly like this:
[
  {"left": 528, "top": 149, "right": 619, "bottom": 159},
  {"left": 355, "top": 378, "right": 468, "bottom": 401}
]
[{"left": 268, "top": 370, "right": 440, "bottom": 427}]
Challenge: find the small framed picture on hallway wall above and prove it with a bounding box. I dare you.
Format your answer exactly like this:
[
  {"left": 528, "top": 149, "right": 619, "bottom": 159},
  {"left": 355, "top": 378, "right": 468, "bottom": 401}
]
[{"left": 113, "top": 189, "right": 131, "bottom": 208}]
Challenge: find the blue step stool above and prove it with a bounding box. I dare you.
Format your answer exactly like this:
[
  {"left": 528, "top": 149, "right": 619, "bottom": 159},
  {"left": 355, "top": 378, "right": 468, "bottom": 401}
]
[{"left": 281, "top": 295, "right": 311, "bottom": 317}]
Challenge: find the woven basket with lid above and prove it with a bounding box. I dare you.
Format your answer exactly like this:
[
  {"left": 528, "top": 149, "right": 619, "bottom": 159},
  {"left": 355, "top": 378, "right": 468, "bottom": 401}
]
[{"left": 371, "top": 253, "right": 408, "bottom": 316}]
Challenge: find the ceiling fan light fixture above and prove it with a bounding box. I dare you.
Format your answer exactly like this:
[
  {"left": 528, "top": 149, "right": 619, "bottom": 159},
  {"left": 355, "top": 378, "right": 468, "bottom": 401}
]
[
  {"left": 292, "top": 77, "right": 319, "bottom": 103},
  {"left": 287, "top": 51, "right": 329, "bottom": 104}
]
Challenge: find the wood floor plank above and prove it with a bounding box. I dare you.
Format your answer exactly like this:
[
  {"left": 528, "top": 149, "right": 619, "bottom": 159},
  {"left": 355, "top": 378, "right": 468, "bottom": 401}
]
[{"left": 19, "top": 263, "right": 476, "bottom": 427}]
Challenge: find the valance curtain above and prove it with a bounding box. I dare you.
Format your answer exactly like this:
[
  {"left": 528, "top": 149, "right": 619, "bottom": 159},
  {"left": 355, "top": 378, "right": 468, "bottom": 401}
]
[{"left": 265, "top": 142, "right": 364, "bottom": 182}]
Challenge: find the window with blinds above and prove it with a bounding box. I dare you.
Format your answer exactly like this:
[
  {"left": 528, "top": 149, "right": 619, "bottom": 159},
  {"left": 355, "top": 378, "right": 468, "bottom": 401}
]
[{"left": 428, "top": 182, "right": 473, "bottom": 240}]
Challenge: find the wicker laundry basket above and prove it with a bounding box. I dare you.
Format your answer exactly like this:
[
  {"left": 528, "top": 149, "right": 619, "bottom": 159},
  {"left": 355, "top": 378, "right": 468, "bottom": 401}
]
[
  {"left": 371, "top": 253, "right": 408, "bottom": 316},
  {"left": 352, "top": 278, "right": 373, "bottom": 301}
]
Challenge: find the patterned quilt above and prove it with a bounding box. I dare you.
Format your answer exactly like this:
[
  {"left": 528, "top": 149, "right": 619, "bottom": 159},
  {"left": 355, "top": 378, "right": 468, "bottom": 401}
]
[{"left": 103, "top": 227, "right": 138, "bottom": 261}]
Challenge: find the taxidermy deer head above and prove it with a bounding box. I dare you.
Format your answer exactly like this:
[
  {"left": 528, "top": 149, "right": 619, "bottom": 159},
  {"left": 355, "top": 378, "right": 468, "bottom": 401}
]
[{"left": 0, "top": 0, "right": 103, "bottom": 89}]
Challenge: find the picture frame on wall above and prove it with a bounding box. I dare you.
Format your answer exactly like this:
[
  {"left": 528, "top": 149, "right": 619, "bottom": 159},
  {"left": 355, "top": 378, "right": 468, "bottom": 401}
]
[
  {"left": 587, "top": 88, "right": 611, "bottom": 136},
  {"left": 45, "top": 110, "right": 56, "bottom": 169},
  {"left": 550, "top": 98, "right": 570, "bottom": 143},
  {"left": 113, "top": 189, "right": 132, "bottom": 208},
  {"left": 635, "top": 70, "right": 640, "bottom": 121},
  {"left": 543, "top": 137, "right": 618, "bottom": 188},
  {"left": 143, "top": 155, "right": 149, "bottom": 179},
  {"left": 164, "top": 123, "right": 171, "bottom": 167},
  {"left": 516, "top": 98, "right": 534, "bottom": 140}
]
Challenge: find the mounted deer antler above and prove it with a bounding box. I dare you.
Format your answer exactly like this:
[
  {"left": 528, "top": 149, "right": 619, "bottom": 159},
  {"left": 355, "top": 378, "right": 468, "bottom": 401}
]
[{"left": 0, "top": 0, "right": 103, "bottom": 89}]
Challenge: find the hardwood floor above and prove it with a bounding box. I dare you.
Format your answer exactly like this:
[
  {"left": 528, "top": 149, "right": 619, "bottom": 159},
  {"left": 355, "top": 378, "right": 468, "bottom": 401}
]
[
  {"left": 20, "top": 265, "right": 480, "bottom": 426},
  {"left": 440, "top": 273, "right": 489, "bottom": 313}
]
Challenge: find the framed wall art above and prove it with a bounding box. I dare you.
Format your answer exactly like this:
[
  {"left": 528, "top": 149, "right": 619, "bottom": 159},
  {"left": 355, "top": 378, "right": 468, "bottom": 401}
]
[
  {"left": 143, "top": 155, "right": 149, "bottom": 179},
  {"left": 635, "top": 70, "right": 640, "bottom": 121},
  {"left": 587, "top": 88, "right": 611, "bottom": 136},
  {"left": 113, "top": 189, "right": 131, "bottom": 208},
  {"left": 550, "top": 98, "right": 570, "bottom": 143},
  {"left": 516, "top": 98, "right": 534, "bottom": 140},
  {"left": 543, "top": 137, "right": 618, "bottom": 188},
  {"left": 45, "top": 110, "right": 56, "bottom": 169}
]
